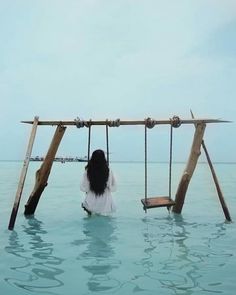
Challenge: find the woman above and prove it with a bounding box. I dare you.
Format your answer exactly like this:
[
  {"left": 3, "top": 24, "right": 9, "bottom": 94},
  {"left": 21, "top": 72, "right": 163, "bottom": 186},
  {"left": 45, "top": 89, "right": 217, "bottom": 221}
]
[{"left": 80, "top": 149, "right": 117, "bottom": 215}]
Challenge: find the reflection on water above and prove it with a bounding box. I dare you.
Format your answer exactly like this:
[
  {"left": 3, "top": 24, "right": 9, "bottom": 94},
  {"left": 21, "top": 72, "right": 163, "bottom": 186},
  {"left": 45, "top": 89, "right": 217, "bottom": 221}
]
[
  {"left": 74, "top": 216, "right": 121, "bottom": 292},
  {"left": 136, "top": 214, "right": 231, "bottom": 295},
  {"left": 5, "top": 217, "right": 64, "bottom": 294},
  {"left": 1, "top": 213, "right": 234, "bottom": 295},
  {"left": 158, "top": 215, "right": 200, "bottom": 294}
]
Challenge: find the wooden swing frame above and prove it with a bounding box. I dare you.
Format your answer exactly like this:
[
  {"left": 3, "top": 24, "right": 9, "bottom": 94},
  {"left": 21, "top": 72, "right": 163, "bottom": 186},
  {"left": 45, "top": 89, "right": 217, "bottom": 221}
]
[{"left": 8, "top": 115, "right": 232, "bottom": 230}]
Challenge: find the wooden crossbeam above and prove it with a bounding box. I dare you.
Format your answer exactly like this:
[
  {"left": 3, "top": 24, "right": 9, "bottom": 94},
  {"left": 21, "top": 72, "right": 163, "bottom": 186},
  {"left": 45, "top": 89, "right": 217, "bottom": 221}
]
[{"left": 21, "top": 118, "right": 230, "bottom": 126}]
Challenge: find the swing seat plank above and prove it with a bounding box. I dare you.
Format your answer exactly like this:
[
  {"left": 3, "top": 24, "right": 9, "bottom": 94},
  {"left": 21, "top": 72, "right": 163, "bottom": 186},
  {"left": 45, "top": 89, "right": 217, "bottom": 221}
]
[{"left": 141, "top": 196, "right": 175, "bottom": 209}]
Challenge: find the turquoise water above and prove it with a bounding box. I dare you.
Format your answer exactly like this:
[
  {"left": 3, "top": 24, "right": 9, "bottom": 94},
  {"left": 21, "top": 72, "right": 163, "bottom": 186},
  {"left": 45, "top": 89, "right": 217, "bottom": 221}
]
[{"left": 0, "top": 161, "right": 235, "bottom": 295}]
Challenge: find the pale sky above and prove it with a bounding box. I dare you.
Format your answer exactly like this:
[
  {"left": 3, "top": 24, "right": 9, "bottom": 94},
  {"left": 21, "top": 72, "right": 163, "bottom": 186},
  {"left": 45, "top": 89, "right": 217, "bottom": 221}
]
[{"left": 0, "top": 0, "right": 236, "bottom": 162}]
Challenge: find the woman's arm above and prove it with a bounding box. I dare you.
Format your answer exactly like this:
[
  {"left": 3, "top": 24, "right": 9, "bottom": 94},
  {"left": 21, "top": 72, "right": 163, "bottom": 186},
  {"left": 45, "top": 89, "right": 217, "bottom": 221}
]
[
  {"left": 108, "top": 169, "right": 117, "bottom": 192},
  {"left": 80, "top": 171, "right": 90, "bottom": 192}
]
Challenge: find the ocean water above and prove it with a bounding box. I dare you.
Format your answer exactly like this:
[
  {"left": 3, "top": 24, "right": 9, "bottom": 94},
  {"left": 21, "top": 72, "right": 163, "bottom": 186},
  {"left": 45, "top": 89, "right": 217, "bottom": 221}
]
[{"left": 0, "top": 161, "right": 235, "bottom": 295}]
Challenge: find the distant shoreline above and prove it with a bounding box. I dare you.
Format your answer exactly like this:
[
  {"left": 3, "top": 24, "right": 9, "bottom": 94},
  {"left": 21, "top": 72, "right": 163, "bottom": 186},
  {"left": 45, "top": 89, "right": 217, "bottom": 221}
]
[{"left": 0, "top": 160, "right": 236, "bottom": 164}]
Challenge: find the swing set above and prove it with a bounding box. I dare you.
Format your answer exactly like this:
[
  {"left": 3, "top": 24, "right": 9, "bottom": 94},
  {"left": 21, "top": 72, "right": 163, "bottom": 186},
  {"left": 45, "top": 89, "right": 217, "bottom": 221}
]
[
  {"left": 141, "top": 116, "right": 180, "bottom": 211},
  {"left": 8, "top": 115, "right": 232, "bottom": 230}
]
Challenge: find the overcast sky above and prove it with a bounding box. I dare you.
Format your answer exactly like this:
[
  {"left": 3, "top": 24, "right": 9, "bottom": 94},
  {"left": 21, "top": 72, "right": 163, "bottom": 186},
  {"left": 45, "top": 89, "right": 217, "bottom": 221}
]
[{"left": 0, "top": 0, "right": 235, "bottom": 162}]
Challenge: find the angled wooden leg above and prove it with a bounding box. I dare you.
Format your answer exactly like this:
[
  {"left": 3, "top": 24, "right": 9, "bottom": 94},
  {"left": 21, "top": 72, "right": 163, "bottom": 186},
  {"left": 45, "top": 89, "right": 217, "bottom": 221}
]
[
  {"left": 173, "top": 123, "right": 206, "bottom": 214},
  {"left": 8, "top": 116, "right": 39, "bottom": 230},
  {"left": 191, "top": 110, "right": 231, "bottom": 221},
  {"left": 24, "top": 124, "right": 66, "bottom": 215}
]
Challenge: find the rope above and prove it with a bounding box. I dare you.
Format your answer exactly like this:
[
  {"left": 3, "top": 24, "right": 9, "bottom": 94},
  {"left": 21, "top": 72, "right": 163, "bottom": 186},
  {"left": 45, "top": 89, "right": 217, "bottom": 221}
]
[
  {"left": 145, "top": 117, "right": 155, "bottom": 129},
  {"left": 74, "top": 118, "right": 92, "bottom": 160},
  {"left": 144, "top": 125, "right": 147, "bottom": 213},
  {"left": 105, "top": 119, "right": 120, "bottom": 165},
  {"left": 171, "top": 115, "right": 181, "bottom": 128},
  {"left": 144, "top": 118, "right": 155, "bottom": 212},
  {"left": 75, "top": 118, "right": 92, "bottom": 128},
  {"left": 169, "top": 124, "right": 173, "bottom": 200},
  {"left": 74, "top": 117, "right": 85, "bottom": 128},
  {"left": 85, "top": 120, "right": 110, "bottom": 164},
  {"left": 143, "top": 117, "right": 177, "bottom": 212},
  {"left": 168, "top": 115, "right": 180, "bottom": 207},
  {"left": 106, "top": 124, "right": 109, "bottom": 166},
  {"left": 74, "top": 116, "right": 181, "bottom": 128},
  {"left": 76, "top": 117, "right": 116, "bottom": 163},
  {"left": 167, "top": 124, "right": 175, "bottom": 212},
  {"left": 106, "top": 119, "right": 120, "bottom": 127},
  {"left": 87, "top": 125, "right": 91, "bottom": 161}
]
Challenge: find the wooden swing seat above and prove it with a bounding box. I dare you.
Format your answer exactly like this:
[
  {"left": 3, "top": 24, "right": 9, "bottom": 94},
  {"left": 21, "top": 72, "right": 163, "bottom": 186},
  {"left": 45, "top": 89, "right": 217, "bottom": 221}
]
[{"left": 141, "top": 196, "right": 176, "bottom": 209}]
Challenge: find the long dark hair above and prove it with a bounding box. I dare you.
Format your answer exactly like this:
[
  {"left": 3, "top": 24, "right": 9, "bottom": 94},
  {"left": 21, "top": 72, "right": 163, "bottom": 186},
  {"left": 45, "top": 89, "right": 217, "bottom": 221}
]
[{"left": 86, "top": 149, "right": 109, "bottom": 195}]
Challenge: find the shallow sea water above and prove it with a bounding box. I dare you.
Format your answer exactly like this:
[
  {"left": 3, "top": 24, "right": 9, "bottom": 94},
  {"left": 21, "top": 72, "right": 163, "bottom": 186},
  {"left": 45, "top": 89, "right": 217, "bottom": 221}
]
[{"left": 0, "top": 161, "right": 235, "bottom": 295}]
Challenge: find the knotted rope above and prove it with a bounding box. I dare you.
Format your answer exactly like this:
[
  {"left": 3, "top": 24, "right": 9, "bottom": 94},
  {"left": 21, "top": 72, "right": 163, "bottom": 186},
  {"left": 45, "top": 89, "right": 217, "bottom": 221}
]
[
  {"left": 74, "top": 117, "right": 92, "bottom": 128},
  {"left": 106, "top": 119, "right": 121, "bottom": 127},
  {"left": 170, "top": 115, "right": 181, "bottom": 128},
  {"left": 145, "top": 117, "right": 155, "bottom": 129}
]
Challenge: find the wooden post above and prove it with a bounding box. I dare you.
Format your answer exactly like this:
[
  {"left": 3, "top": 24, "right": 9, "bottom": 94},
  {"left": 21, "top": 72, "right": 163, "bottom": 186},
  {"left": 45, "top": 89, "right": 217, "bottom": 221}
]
[
  {"left": 8, "top": 116, "right": 39, "bottom": 230},
  {"left": 202, "top": 141, "right": 232, "bottom": 221},
  {"left": 24, "top": 124, "right": 66, "bottom": 215},
  {"left": 172, "top": 123, "right": 206, "bottom": 214},
  {"left": 190, "top": 111, "right": 232, "bottom": 221}
]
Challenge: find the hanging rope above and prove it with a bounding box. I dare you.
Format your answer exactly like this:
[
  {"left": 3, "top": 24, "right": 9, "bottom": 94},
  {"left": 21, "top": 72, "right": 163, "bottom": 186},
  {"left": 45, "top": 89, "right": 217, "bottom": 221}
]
[
  {"left": 167, "top": 116, "right": 181, "bottom": 211},
  {"left": 76, "top": 118, "right": 121, "bottom": 164},
  {"left": 105, "top": 119, "right": 120, "bottom": 165},
  {"left": 87, "top": 124, "right": 92, "bottom": 161},
  {"left": 168, "top": 115, "right": 181, "bottom": 201},
  {"left": 143, "top": 117, "right": 179, "bottom": 212},
  {"left": 144, "top": 118, "right": 155, "bottom": 211},
  {"left": 143, "top": 118, "right": 156, "bottom": 212},
  {"left": 168, "top": 124, "right": 173, "bottom": 211},
  {"left": 144, "top": 124, "right": 147, "bottom": 213},
  {"left": 106, "top": 124, "right": 109, "bottom": 166},
  {"left": 75, "top": 118, "right": 92, "bottom": 160}
]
